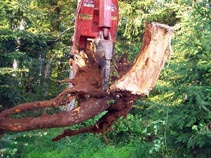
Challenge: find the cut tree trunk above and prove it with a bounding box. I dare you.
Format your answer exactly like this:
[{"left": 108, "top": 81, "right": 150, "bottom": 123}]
[{"left": 0, "top": 22, "right": 173, "bottom": 141}]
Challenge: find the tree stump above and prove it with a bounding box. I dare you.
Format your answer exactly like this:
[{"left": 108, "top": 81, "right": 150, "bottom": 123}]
[{"left": 0, "top": 22, "right": 173, "bottom": 141}]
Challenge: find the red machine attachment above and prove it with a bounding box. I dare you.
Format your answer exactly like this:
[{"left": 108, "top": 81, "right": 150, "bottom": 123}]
[{"left": 70, "top": 0, "right": 119, "bottom": 90}]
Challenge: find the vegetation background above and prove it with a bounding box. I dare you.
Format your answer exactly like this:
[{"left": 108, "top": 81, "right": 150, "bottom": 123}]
[{"left": 0, "top": 0, "right": 211, "bottom": 157}]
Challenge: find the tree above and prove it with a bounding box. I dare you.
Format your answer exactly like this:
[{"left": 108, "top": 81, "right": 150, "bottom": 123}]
[
  {"left": 137, "top": 1, "right": 211, "bottom": 157},
  {"left": 0, "top": 0, "right": 75, "bottom": 108},
  {"left": 0, "top": 22, "right": 173, "bottom": 141}
]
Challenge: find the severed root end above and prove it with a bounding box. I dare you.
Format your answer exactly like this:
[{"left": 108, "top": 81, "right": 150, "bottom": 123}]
[{"left": 111, "top": 22, "right": 173, "bottom": 95}]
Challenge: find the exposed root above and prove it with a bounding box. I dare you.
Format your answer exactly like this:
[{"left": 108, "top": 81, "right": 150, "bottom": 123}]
[
  {"left": 0, "top": 22, "right": 173, "bottom": 141},
  {"left": 52, "top": 93, "right": 138, "bottom": 141}
]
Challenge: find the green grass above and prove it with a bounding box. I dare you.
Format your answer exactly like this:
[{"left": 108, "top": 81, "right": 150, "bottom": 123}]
[
  {"left": 1, "top": 111, "right": 203, "bottom": 158},
  {"left": 0, "top": 128, "right": 156, "bottom": 158}
]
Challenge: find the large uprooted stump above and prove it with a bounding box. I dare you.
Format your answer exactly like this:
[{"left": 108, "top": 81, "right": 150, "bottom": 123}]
[{"left": 0, "top": 22, "right": 173, "bottom": 141}]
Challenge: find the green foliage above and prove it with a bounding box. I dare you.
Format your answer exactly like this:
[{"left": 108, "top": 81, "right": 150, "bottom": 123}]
[
  {"left": 137, "top": 1, "right": 211, "bottom": 157},
  {"left": 0, "top": 30, "right": 17, "bottom": 53},
  {"left": 116, "top": 1, "right": 181, "bottom": 61},
  {"left": 0, "top": 28, "right": 64, "bottom": 107},
  {"left": 1, "top": 0, "right": 211, "bottom": 158},
  {"left": 114, "top": 1, "right": 211, "bottom": 157},
  {"left": 0, "top": 129, "right": 151, "bottom": 158},
  {"left": 0, "top": 0, "right": 73, "bottom": 107}
]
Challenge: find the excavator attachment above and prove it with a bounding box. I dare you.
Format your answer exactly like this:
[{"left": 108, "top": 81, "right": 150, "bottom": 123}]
[
  {"left": 94, "top": 31, "right": 113, "bottom": 90},
  {"left": 70, "top": 0, "right": 118, "bottom": 91}
]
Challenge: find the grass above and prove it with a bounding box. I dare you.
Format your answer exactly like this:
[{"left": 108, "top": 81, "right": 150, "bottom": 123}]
[
  {"left": 2, "top": 112, "right": 198, "bottom": 158},
  {"left": 0, "top": 127, "right": 156, "bottom": 158}
]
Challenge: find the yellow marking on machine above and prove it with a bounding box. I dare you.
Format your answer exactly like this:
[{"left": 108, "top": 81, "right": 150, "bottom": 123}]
[
  {"left": 79, "top": 14, "right": 93, "bottom": 20},
  {"left": 112, "top": 16, "right": 117, "bottom": 20}
]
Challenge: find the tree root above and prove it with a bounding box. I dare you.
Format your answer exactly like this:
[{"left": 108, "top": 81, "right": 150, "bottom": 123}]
[{"left": 0, "top": 22, "right": 173, "bottom": 141}]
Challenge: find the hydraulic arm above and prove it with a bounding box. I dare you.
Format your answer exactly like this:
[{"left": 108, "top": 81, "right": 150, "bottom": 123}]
[{"left": 70, "top": 0, "right": 119, "bottom": 90}]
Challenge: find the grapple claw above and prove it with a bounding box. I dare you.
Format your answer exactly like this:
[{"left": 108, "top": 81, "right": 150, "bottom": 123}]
[{"left": 94, "top": 37, "right": 113, "bottom": 91}]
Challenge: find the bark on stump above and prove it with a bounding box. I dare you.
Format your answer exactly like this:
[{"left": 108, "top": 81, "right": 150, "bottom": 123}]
[{"left": 0, "top": 22, "right": 173, "bottom": 141}]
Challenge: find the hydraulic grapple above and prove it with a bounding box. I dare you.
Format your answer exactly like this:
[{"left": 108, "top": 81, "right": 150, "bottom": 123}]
[{"left": 70, "top": 0, "right": 119, "bottom": 90}]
